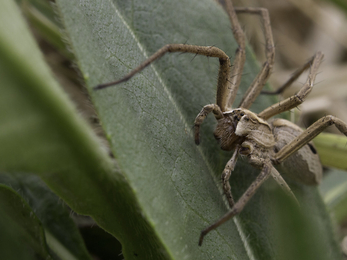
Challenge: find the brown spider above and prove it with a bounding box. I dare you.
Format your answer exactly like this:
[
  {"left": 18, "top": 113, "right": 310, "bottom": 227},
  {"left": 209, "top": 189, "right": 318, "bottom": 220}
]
[{"left": 94, "top": 0, "right": 347, "bottom": 246}]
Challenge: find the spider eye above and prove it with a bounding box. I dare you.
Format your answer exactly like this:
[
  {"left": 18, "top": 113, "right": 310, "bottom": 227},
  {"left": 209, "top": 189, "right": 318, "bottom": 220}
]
[
  {"left": 244, "top": 117, "right": 249, "bottom": 121},
  {"left": 240, "top": 112, "right": 244, "bottom": 116}
]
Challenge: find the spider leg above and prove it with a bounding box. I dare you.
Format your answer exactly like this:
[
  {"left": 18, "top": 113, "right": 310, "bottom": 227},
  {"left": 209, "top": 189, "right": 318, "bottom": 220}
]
[
  {"left": 217, "top": 1, "right": 246, "bottom": 111},
  {"left": 275, "top": 115, "right": 347, "bottom": 163},
  {"left": 221, "top": 145, "right": 240, "bottom": 207},
  {"left": 93, "top": 44, "right": 231, "bottom": 92},
  {"left": 194, "top": 104, "right": 223, "bottom": 145},
  {"left": 199, "top": 163, "right": 272, "bottom": 246},
  {"left": 94, "top": 1, "right": 248, "bottom": 112},
  {"left": 270, "top": 165, "right": 298, "bottom": 205},
  {"left": 235, "top": 7, "right": 275, "bottom": 109},
  {"left": 258, "top": 52, "right": 324, "bottom": 120},
  {"left": 261, "top": 55, "right": 320, "bottom": 95}
]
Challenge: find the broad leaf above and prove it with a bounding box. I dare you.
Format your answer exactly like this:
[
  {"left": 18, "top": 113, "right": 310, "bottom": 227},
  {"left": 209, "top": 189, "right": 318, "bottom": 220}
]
[
  {"left": 55, "top": 0, "right": 341, "bottom": 259},
  {"left": 313, "top": 132, "right": 347, "bottom": 170},
  {"left": 320, "top": 168, "right": 347, "bottom": 223},
  {"left": 0, "top": 172, "right": 92, "bottom": 260},
  {"left": 0, "top": 184, "right": 52, "bottom": 260},
  {"left": 0, "top": 1, "right": 168, "bottom": 259}
]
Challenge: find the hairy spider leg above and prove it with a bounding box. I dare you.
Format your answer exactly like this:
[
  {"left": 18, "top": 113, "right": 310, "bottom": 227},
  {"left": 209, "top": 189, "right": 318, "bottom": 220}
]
[
  {"left": 270, "top": 166, "right": 298, "bottom": 204},
  {"left": 221, "top": 145, "right": 240, "bottom": 207},
  {"left": 275, "top": 115, "right": 347, "bottom": 163},
  {"left": 234, "top": 8, "right": 275, "bottom": 109},
  {"left": 199, "top": 163, "right": 272, "bottom": 246},
  {"left": 94, "top": 44, "right": 231, "bottom": 91},
  {"left": 258, "top": 52, "right": 324, "bottom": 120},
  {"left": 194, "top": 104, "right": 223, "bottom": 145},
  {"left": 261, "top": 54, "right": 322, "bottom": 95},
  {"left": 217, "top": 1, "right": 246, "bottom": 111}
]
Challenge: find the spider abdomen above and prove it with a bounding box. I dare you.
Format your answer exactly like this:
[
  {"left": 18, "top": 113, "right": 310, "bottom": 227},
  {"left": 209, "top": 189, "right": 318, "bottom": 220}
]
[{"left": 271, "top": 119, "right": 322, "bottom": 185}]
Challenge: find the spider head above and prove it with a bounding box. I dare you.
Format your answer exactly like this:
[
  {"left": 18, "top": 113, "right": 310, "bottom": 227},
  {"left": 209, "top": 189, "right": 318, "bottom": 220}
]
[{"left": 213, "top": 108, "right": 246, "bottom": 151}]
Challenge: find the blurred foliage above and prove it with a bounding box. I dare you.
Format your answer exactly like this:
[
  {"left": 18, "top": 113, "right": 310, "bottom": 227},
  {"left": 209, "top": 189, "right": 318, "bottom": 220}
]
[{"left": 326, "top": 0, "right": 347, "bottom": 13}]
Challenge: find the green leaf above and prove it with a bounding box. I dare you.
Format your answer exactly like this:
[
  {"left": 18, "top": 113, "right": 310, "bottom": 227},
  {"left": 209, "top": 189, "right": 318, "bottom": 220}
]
[
  {"left": 269, "top": 184, "right": 334, "bottom": 260},
  {"left": 0, "top": 172, "right": 92, "bottom": 260},
  {"left": 324, "top": 0, "right": 347, "bottom": 14},
  {"left": 54, "top": 0, "right": 341, "bottom": 259},
  {"left": 0, "top": 1, "right": 168, "bottom": 259},
  {"left": 0, "top": 184, "right": 53, "bottom": 260},
  {"left": 1, "top": 0, "right": 341, "bottom": 258},
  {"left": 313, "top": 132, "right": 347, "bottom": 170},
  {"left": 320, "top": 168, "right": 347, "bottom": 223},
  {"left": 16, "top": 0, "right": 69, "bottom": 57}
]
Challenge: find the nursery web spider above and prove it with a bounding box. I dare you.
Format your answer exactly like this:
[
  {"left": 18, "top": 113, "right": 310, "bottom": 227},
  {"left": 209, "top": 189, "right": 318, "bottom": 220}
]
[{"left": 94, "top": 0, "right": 347, "bottom": 246}]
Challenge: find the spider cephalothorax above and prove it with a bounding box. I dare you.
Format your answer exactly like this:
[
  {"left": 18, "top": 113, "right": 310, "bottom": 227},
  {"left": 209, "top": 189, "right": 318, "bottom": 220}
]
[
  {"left": 95, "top": 0, "right": 347, "bottom": 247},
  {"left": 214, "top": 108, "right": 276, "bottom": 168},
  {"left": 214, "top": 108, "right": 274, "bottom": 150},
  {"left": 213, "top": 109, "right": 246, "bottom": 151}
]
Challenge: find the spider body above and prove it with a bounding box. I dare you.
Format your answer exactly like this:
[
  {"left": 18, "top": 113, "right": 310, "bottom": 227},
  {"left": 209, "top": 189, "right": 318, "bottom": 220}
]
[
  {"left": 213, "top": 108, "right": 274, "bottom": 164},
  {"left": 212, "top": 107, "right": 322, "bottom": 182},
  {"left": 95, "top": 0, "right": 347, "bottom": 247}
]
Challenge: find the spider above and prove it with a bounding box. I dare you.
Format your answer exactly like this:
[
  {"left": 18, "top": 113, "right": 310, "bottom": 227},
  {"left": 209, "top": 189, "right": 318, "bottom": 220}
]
[{"left": 94, "top": 0, "right": 347, "bottom": 246}]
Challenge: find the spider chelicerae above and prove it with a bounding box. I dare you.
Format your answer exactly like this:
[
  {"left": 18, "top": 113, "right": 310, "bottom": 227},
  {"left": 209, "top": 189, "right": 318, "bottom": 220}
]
[{"left": 94, "top": 0, "right": 347, "bottom": 246}]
